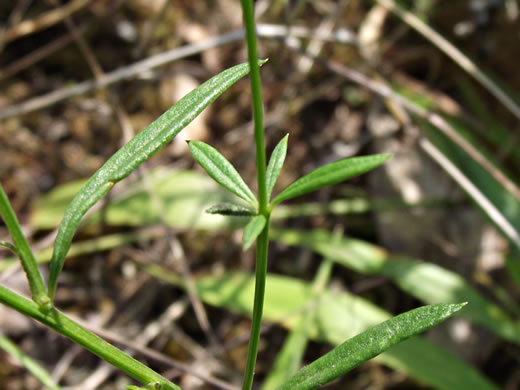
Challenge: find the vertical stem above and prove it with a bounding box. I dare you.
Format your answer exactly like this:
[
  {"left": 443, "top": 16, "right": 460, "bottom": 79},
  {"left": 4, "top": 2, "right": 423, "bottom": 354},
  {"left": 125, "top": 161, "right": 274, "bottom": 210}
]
[
  {"left": 242, "top": 217, "right": 270, "bottom": 390},
  {"left": 241, "top": 0, "right": 267, "bottom": 214},
  {"left": 240, "top": 1, "right": 269, "bottom": 389},
  {"left": 0, "top": 183, "right": 50, "bottom": 310}
]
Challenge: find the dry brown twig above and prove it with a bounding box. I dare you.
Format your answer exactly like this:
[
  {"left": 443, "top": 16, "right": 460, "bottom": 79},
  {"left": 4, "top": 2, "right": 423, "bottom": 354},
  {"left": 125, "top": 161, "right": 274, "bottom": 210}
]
[
  {"left": 290, "top": 48, "right": 520, "bottom": 249},
  {"left": 376, "top": 0, "right": 520, "bottom": 123},
  {"left": 3, "top": 0, "right": 90, "bottom": 43},
  {"left": 0, "top": 24, "right": 355, "bottom": 120}
]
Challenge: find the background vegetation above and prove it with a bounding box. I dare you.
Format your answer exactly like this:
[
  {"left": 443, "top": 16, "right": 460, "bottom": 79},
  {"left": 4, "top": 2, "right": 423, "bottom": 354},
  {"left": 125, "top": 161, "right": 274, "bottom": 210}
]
[{"left": 1, "top": 0, "right": 519, "bottom": 389}]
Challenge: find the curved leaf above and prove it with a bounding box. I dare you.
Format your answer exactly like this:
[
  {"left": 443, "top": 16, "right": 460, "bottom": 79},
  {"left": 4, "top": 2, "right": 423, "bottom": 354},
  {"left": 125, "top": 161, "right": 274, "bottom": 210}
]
[
  {"left": 243, "top": 215, "right": 267, "bottom": 250},
  {"left": 188, "top": 141, "right": 257, "bottom": 206},
  {"left": 279, "top": 303, "right": 466, "bottom": 390},
  {"left": 271, "top": 154, "right": 391, "bottom": 207},
  {"left": 48, "top": 62, "right": 260, "bottom": 299},
  {"left": 266, "top": 134, "right": 289, "bottom": 201}
]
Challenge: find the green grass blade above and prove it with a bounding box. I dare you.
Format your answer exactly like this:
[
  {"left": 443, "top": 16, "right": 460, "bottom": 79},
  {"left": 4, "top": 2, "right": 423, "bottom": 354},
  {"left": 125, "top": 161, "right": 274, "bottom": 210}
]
[
  {"left": 0, "top": 183, "right": 49, "bottom": 309},
  {"left": 280, "top": 303, "right": 466, "bottom": 390},
  {"left": 271, "top": 154, "right": 391, "bottom": 208},
  {"left": 188, "top": 140, "right": 257, "bottom": 206},
  {"left": 274, "top": 228, "right": 520, "bottom": 344},
  {"left": 47, "top": 62, "right": 257, "bottom": 300},
  {"left": 243, "top": 215, "right": 267, "bottom": 250},
  {"left": 266, "top": 134, "right": 289, "bottom": 201},
  {"left": 0, "top": 332, "right": 61, "bottom": 390},
  {"left": 206, "top": 203, "right": 256, "bottom": 217}
]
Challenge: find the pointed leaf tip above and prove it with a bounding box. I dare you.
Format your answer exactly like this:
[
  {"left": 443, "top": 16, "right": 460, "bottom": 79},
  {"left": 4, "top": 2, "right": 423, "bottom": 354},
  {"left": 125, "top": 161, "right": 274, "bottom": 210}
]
[
  {"left": 266, "top": 134, "right": 289, "bottom": 201},
  {"left": 188, "top": 141, "right": 257, "bottom": 206},
  {"left": 280, "top": 302, "right": 465, "bottom": 390},
  {"left": 272, "top": 153, "right": 391, "bottom": 207}
]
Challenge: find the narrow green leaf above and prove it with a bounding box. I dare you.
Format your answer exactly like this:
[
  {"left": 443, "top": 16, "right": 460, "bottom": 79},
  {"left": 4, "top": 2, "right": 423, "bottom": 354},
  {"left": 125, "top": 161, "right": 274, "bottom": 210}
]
[
  {"left": 243, "top": 215, "right": 267, "bottom": 250},
  {"left": 280, "top": 303, "right": 466, "bottom": 390},
  {"left": 266, "top": 134, "right": 289, "bottom": 201},
  {"left": 271, "top": 154, "right": 391, "bottom": 207},
  {"left": 206, "top": 203, "right": 256, "bottom": 217},
  {"left": 48, "top": 62, "right": 258, "bottom": 300},
  {"left": 0, "top": 183, "right": 49, "bottom": 310},
  {"left": 0, "top": 241, "right": 19, "bottom": 257},
  {"left": 0, "top": 332, "right": 61, "bottom": 390},
  {"left": 188, "top": 141, "right": 257, "bottom": 205}
]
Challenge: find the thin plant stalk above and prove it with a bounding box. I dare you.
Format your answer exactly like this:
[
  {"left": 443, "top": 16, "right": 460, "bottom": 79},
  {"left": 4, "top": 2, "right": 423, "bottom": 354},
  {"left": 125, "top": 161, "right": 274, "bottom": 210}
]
[
  {"left": 240, "top": 0, "right": 269, "bottom": 389},
  {"left": 243, "top": 217, "right": 270, "bottom": 390},
  {"left": 241, "top": 0, "right": 267, "bottom": 213},
  {"left": 0, "top": 184, "right": 50, "bottom": 310},
  {"left": 0, "top": 284, "right": 180, "bottom": 390}
]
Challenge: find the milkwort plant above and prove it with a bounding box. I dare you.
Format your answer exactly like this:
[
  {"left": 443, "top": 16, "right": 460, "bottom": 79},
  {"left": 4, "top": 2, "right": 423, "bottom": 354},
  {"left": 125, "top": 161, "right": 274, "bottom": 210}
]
[{"left": 0, "top": 1, "right": 465, "bottom": 389}]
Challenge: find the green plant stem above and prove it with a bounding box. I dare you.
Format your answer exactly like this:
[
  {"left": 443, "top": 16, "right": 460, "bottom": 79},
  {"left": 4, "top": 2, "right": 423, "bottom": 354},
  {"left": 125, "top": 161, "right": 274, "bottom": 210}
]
[
  {"left": 0, "top": 183, "right": 50, "bottom": 310},
  {"left": 0, "top": 285, "right": 180, "bottom": 390},
  {"left": 240, "top": 1, "right": 270, "bottom": 389},
  {"left": 240, "top": 0, "right": 267, "bottom": 214},
  {"left": 242, "top": 217, "right": 270, "bottom": 390}
]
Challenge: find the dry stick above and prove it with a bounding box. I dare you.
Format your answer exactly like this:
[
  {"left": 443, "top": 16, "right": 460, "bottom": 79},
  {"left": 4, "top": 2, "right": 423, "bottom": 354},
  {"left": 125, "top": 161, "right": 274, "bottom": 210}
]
[
  {"left": 51, "top": 344, "right": 83, "bottom": 383},
  {"left": 133, "top": 0, "right": 172, "bottom": 58},
  {"left": 420, "top": 138, "right": 520, "bottom": 250},
  {"left": 0, "top": 0, "right": 33, "bottom": 53},
  {"left": 294, "top": 50, "right": 520, "bottom": 248},
  {"left": 78, "top": 286, "right": 186, "bottom": 390},
  {"left": 132, "top": 136, "right": 221, "bottom": 350},
  {"left": 0, "top": 24, "right": 355, "bottom": 120},
  {"left": 294, "top": 0, "right": 349, "bottom": 73},
  {"left": 0, "top": 30, "right": 243, "bottom": 120},
  {"left": 303, "top": 51, "right": 520, "bottom": 201},
  {"left": 0, "top": 0, "right": 127, "bottom": 81},
  {"left": 0, "top": 24, "right": 85, "bottom": 80},
  {"left": 376, "top": 0, "right": 520, "bottom": 122},
  {"left": 3, "top": 0, "right": 90, "bottom": 43}
]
